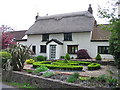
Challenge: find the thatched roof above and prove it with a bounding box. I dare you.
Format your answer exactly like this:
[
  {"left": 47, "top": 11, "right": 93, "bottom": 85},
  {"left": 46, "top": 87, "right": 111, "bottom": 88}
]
[
  {"left": 10, "top": 30, "right": 27, "bottom": 40},
  {"left": 26, "top": 11, "right": 95, "bottom": 35},
  {"left": 91, "top": 25, "right": 111, "bottom": 41}
]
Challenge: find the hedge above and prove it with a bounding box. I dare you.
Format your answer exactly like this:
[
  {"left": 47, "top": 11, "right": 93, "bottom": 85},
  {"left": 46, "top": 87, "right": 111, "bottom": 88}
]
[
  {"left": 56, "top": 60, "right": 91, "bottom": 65},
  {"left": 87, "top": 63, "right": 101, "bottom": 70},
  {"left": 33, "top": 63, "right": 83, "bottom": 71},
  {"left": 33, "top": 61, "right": 101, "bottom": 71}
]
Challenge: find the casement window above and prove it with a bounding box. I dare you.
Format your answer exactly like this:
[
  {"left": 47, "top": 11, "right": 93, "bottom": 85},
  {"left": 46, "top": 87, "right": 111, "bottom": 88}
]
[
  {"left": 42, "top": 34, "right": 49, "bottom": 41},
  {"left": 40, "top": 45, "right": 46, "bottom": 53},
  {"left": 98, "top": 46, "right": 110, "bottom": 54},
  {"left": 64, "top": 33, "right": 72, "bottom": 41},
  {"left": 67, "top": 45, "right": 78, "bottom": 54},
  {"left": 32, "top": 45, "right": 36, "bottom": 54}
]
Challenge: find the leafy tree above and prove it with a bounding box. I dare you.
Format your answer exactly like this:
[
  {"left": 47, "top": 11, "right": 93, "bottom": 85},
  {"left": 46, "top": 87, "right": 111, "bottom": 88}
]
[
  {"left": 98, "top": 0, "right": 120, "bottom": 68},
  {"left": 0, "top": 25, "right": 16, "bottom": 49}
]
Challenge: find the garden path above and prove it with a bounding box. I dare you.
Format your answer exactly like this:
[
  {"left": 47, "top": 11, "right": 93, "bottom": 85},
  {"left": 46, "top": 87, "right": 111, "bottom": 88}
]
[{"left": 23, "top": 64, "right": 119, "bottom": 77}]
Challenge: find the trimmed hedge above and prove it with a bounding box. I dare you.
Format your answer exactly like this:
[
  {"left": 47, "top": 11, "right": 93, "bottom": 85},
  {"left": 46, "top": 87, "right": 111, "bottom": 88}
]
[
  {"left": 56, "top": 60, "right": 91, "bottom": 65},
  {"left": 33, "top": 62, "right": 83, "bottom": 71},
  {"left": 88, "top": 63, "right": 101, "bottom": 70},
  {"left": 33, "top": 60, "right": 101, "bottom": 71}
]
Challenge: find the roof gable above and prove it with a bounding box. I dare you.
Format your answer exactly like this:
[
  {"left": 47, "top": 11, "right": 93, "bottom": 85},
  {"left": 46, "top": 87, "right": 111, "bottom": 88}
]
[{"left": 46, "top": 39, "right": 63, "bottom": 45}]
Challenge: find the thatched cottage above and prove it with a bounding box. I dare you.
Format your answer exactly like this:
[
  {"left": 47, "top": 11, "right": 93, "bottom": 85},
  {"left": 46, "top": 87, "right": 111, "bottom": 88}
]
[{"left": 21, "top": 5, "right": 113, "bottom": 59}]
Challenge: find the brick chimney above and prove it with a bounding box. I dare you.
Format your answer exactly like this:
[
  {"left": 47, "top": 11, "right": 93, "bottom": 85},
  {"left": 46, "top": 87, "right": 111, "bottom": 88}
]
[
  {"left": 35, "top": 12, "right": 39, "bottom": 20},
  {"left": 88, "top": 4, "right": 93, "bottom": 14}
]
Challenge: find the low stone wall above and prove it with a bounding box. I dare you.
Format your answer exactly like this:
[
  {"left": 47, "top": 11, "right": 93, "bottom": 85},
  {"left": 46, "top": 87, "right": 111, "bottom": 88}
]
[
  {"left": 2, "top": 70, "right": 116, "bottom": 90},
  {"left": 2, "top": 70, "right": 84, "bottom": 88}
]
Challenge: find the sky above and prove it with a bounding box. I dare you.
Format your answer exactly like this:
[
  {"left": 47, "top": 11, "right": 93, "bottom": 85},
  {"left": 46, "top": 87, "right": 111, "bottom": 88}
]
[{"left": 0, "top": 0, "right": 117, "bottom": 31}]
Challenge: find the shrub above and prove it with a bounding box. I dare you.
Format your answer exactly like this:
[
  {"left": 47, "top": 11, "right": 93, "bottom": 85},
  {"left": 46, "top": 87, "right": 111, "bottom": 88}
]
[
  {"left": 34, "top": 65, "right": 48, "bottom": 73},
  {"left": 42, "top": 72, "right": 55, "bottom": 77},
  {"left": 79, "top": 77, "right": 90, "bottom": 81},
  {"left": 44, "top": 57, "right": 47, "bottom": 60},
  {"left": 107, "top": 78, "right": 118, "bottom": 85},
  {"left": 95, "top": 53, "right": 102, "bottom": 61},
  {"left": 77, "top": 49, "right": 91, "bottom": 59},
  {"left": 25, "top": 59, "right": 35, "bottom": 64},
  {"left": 96, "top": 74, "right": 108, "bottom": 82},
  {"left": 0, "top": 52, "right": 12, "bottom": 69},
  {"left": 72, "top": 73, "right": 79, "bottom": 78},
  {"left": 7, "top": 44, "right": 32, "bottom": 71},
  {"left": 71, "top": 57, "right": 74, "bottom": 59},
  {"left": 64, "top": 58, "right": 68, "bottom": 63},
  {"left": 66, "top": 73, "right": 79, "bottom": 83},
  {"left": 60, "top": 56, "right": 65, "bottom": 59},
  {"left": 31, "top": 56, "right": 37, "bottom": 61},
  {"left": 36, "top": 56, "right": 45, "bottom": 61},
  {"left": 88, "top": 63, "right": 101, "bottom": 70},
  {"left": 65, "top": 53, "right": 70, "bottom": 60}
]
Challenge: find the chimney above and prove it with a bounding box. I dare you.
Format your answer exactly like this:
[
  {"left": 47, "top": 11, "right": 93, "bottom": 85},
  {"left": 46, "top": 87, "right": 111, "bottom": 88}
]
[
  {"left": 88, "top": 4, "right": 93, "bottom": 14},
  {"left": 35, "top": 12, "right": 39, "bottom": 20}
]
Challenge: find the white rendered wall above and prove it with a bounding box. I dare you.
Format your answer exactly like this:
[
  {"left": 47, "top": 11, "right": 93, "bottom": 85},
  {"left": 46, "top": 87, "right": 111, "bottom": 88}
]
[
  {"left": 90, "top": 42, "right": 113, "bottom": 60},
  {"left": 26, "top": 32, "right": 113, "bottom": 59},
  {"left": 27, "top": 35, "right": 47, "bottom": 57}
]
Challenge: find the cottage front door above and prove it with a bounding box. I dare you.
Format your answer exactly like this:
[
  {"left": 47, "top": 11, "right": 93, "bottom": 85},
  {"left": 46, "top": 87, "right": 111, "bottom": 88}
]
[{"left": 50, "top": 45, "right": 56, "bottom": 59}]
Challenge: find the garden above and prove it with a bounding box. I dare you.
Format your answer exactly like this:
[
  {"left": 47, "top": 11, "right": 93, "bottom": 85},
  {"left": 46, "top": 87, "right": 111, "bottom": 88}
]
[{"left": 1, "top": 45, "right": 120, "bottom": 89}]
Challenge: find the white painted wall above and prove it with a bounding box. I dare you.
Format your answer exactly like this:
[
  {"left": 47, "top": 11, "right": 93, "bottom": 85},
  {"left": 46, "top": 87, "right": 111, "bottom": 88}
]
[
  {"left": 25, "top": 32, "right": 113, "bottom": 60},
  {"left": 27, "top": 35, "right": 47, "bottom": 57},
  {"left": 90, "top": 42, "right": 113, "bottom": 59}
]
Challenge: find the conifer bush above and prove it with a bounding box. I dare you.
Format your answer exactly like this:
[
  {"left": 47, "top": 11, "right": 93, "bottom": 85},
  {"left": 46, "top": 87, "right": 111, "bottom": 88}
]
[
  {"left": 65, "top": 53, "right": 70, "bottom": 60},
  {"left": 95, "top": 53, "right": 102, "bottom": 60}
]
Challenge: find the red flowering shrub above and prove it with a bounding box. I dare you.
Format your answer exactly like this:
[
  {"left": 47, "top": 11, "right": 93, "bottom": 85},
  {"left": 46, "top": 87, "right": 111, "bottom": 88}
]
[
  {"left": 0, "top": 25, "right": 16, "bottom": 49},
  {"left": 77, "top": 49, "right": 91, "bottom": 59}
]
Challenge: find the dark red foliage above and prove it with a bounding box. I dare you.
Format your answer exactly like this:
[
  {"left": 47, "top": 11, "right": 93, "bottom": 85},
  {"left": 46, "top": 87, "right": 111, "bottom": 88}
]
[
  {"left": 77, "top": 49, "right": 91, "bottom": 59},
  {"left": 0, "top": 25, "right": 16, "bottom": 49}
]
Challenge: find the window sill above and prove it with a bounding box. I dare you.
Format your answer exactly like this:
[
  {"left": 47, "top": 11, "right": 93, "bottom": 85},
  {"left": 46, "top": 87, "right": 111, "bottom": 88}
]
[
  {"left": 40, "top": 52, "right": 46, "bottom": 53},
  {"left": 63, "top": 40, "right": 73, "bottom": 41},
  {"left": 99, "top": 53, "right": 110, "bottom": 55},
  {"left": 68, "top": 53, "right": 77, "bottom": 54}
]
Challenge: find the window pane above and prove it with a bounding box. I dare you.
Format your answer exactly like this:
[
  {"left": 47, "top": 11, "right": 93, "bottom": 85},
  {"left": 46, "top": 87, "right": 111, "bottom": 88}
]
[
  {"left": 64, "top": 33, "right": 72, "bottom": 41},
  {"left": 68, "top": 45, "right": 78, "bottom": 54},
  {"left": 40, "top": 45, "right": 46, "bottom": 53},
  {"left": 42, "top": 34, "right": 49, "bottom": 41},
  {"left": 32, "top": 46, "right": 36, "bottom": 54},
  {"left": 98, "top": 46, "right": 109, "bottom": 54}
]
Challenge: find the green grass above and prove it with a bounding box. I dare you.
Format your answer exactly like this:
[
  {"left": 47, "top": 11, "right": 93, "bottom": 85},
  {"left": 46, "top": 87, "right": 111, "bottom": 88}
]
[{"left": 3, "top": 81, "right": 38, "bottom": 89}]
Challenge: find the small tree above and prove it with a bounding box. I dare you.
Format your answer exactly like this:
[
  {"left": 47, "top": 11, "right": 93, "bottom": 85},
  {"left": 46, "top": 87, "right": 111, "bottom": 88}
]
[
  {"left": 98, "top": 1, "right": 120, "bottom": 68},
  {"left": 0, "top": 25, "right": 16, "bottom": 49}
]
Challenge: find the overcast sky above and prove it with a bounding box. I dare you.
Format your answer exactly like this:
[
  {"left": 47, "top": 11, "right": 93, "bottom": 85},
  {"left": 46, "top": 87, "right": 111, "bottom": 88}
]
[{"left": 0, "top": 0, "right": 117, "bottom": 30}]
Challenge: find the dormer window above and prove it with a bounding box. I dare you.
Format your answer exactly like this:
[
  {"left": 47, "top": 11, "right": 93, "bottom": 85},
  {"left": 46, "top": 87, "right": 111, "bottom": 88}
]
[
  {"left": 64, "top": 33, "right": 72, "bottom": 41},
  {"left": 42, "top": 34, "right": 49, "bottom": 41}
]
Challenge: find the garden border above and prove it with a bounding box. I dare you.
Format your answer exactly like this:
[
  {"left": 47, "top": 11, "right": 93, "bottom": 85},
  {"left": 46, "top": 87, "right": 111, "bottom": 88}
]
[{"left": 2, "top": 70, "right": 118, "bottom": 90}]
